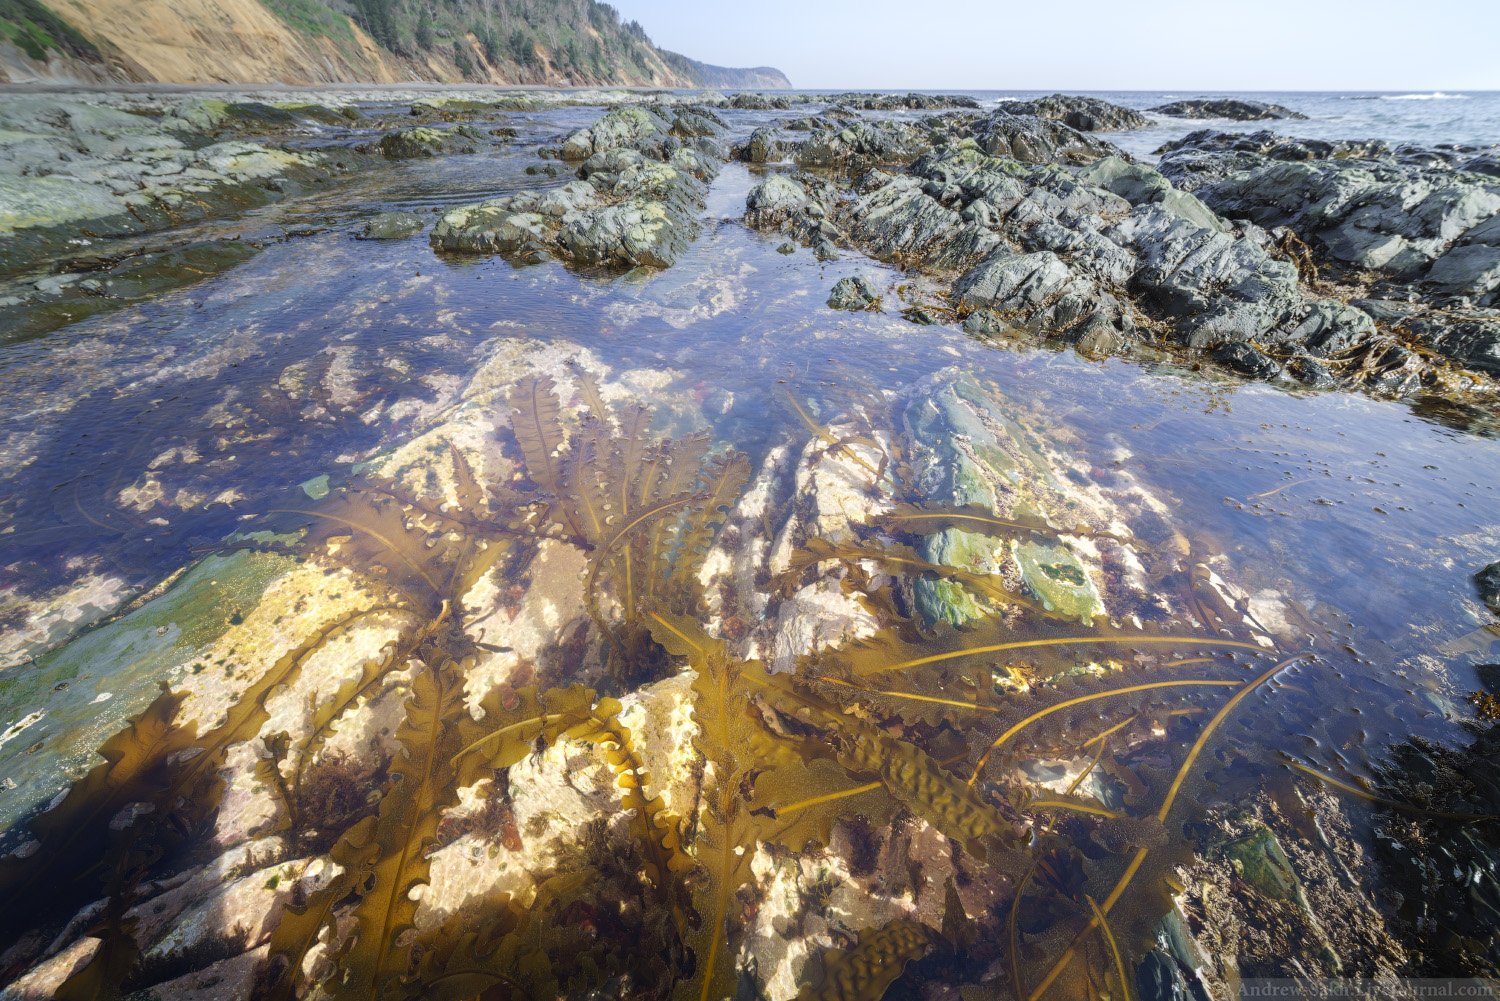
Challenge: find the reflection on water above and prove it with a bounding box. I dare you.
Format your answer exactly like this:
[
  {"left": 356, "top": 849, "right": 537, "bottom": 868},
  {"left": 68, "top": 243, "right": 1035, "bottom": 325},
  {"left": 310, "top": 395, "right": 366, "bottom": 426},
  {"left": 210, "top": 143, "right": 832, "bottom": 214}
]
[{"left": 1, "top": 102, "right": 1498, "bottom": 999}]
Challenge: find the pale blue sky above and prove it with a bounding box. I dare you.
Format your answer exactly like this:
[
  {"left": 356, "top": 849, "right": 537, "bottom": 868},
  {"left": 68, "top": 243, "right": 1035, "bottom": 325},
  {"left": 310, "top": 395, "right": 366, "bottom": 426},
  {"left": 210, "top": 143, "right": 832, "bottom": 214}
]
[{"left": 613, "top": 0, "right": 1500, "bottom": 91}]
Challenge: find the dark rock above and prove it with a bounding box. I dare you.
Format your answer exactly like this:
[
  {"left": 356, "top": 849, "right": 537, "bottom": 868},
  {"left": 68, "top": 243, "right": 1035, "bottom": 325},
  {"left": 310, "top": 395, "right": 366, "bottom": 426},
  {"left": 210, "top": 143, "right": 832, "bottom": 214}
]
[
  {"left": 1213, "top": 341, "right": 1284, "bottom": 379},
  {"left": 728, "top": 92, "right": 793, "bottom": 110},
  {"left": 794, "top": 119, "right": 932, "bottom": 171},
  {"left": 1005, "top": 94, "right": 1150, "bottom": 132},
  {"left": 1478, "top": 563, "right": 1500, "bottom": 615},
  {"left": 1150, "top": 98, "right": 1307, "bottom": 121},
  {"left": 1286, "top": 354, "right": 1338, "bottom": 387},
  {"left": 828, "top": 275, "right": 881, "bottom": 311},
  {"left": 970, "top": 110, "right": 1119, "bottom": 165},
  {"left": 828, "top": 92, "right": 981, "bottom": 111},
  {"left": 735, "top": 127, "right": 788, "bottom": 164}
]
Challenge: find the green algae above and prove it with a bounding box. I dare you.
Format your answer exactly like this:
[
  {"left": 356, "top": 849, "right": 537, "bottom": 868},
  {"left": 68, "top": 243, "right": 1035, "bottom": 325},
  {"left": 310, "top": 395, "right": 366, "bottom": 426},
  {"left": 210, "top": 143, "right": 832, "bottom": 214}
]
[{"left": 0, "top": 551, "right": 291, "bottom": 832}]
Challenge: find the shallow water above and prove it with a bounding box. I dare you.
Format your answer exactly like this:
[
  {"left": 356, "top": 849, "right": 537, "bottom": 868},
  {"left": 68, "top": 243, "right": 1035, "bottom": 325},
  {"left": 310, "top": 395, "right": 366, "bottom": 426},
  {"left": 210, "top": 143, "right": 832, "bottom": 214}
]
[{"left": 1, "top": 93, "right": 1499, "bottom": 992}]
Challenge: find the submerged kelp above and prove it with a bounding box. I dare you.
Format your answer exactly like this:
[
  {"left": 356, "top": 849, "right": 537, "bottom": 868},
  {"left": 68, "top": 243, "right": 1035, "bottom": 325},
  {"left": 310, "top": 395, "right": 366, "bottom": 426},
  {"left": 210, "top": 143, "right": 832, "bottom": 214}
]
[{"left": 0, "top": 359, "right": 1353, "bottom": 1001}]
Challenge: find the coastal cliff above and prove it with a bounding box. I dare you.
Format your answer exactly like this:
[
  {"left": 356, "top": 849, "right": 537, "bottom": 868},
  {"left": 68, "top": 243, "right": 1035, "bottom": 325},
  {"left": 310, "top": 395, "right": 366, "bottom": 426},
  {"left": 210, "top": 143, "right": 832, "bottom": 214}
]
[{"left": 0, "top": 0, "right": 791, "bottom": 88}]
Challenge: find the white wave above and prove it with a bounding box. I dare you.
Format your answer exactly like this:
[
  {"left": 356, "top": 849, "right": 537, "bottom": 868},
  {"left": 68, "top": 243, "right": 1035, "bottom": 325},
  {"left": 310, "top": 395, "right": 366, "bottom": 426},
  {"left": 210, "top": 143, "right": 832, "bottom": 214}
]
[{"left": 1381, "top": 91, "right": 1468, "bottom": 101}]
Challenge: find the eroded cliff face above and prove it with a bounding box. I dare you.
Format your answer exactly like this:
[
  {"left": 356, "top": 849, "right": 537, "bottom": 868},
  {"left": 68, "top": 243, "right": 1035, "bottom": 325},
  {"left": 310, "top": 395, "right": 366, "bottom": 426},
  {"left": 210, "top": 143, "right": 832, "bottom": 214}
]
[{"left": 0, "top": 0, "right": 789, "bottom": 88}]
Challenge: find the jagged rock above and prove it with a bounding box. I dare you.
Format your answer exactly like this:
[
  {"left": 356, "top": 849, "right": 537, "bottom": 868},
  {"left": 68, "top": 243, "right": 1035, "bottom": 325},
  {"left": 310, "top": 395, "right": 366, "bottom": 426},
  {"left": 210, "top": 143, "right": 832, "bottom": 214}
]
[
  {"left": 1005, "top": 94, "right": 1151, "bottom": 132},
  {"left": 828, "top": 91, "right": 981, "bottom": 110},
  {"left": 969, "top": 110, "right": 1120, "bottom": 164},
  {"left": 1214, "top": 341, "right": 1284, "bottom": 379},
  {"left": 375, "top": 125, "right": 480, "bottom": 159},
  {"left": 1151, "top": 98, "right": 1307, "bottom": 121},
  {"left": 1478, "top": 562, "right": 1500, "bottom": 615},
  {"left": 956, "top": 249, "right": 1134, "bottom": 345},
  {"left": 356, "top": 211, "right": 425, "bottom": 240},
  {"left": 794, "top": 119, "right": 932, "bottom": 171},
  {"left": 559, "top": 105, "right": 676, "bottom": 160},
  {"left": 736, "top": 126, "right": 788, "bottom": 163},
  {"left": 436, "top": 105, "right": 719, "bottom": 271},
  {"left": 430, "top": 181, "right": 600, "bottom": 255},
  {"left": 827, "top": 275, "right": 881, "bottom": 311}
]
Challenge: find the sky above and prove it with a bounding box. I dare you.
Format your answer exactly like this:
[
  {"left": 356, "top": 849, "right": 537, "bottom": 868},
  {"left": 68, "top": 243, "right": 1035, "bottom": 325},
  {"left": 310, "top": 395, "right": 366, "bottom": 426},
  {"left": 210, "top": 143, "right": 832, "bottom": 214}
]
[{"left": 610, "top": 0, "right": 1500, "bottom": 91}]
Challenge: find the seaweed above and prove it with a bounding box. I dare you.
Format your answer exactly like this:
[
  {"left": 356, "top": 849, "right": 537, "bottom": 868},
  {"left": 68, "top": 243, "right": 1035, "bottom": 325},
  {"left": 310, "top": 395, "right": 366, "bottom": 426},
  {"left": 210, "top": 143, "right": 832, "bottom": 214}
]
[
  {"left": 509, "top": 375, "right": 750, "bottom": 685},
  {"left": 795, "top": 920, "right": 933, "bottom": 1001}
]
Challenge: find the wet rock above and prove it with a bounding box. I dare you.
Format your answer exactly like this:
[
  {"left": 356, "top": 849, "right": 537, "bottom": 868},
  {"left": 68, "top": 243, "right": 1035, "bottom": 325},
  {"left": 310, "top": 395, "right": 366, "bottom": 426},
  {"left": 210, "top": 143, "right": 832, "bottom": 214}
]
[
  {"left": 829, "top": 91, "right": 981, "bottom": 111},
  {"left": 375, "top": 125, "right": 480, "bottom": 159},
  {"left": 1213, "top": 342, "right": 1285, "bottom": 380},
  {"left": 969, "top": 109, "right": 1120, "bottom": 164},
  {"left": 436, "top": 111, "right": 718, "bottom": 271},
  {"left": 735, "top": 126, "right": 789, "bottom": 163},
  {"left": 1478, "top": 562, "right": 1500, "bottom": 615},
  {"left": 560, "top": 105, "right": 676, "bottom": 160},
  {"left": 1151, "top": 98, "right": 1307, "bottom": 121},
  {"left": 1005, "top": 94, "right": 1151, "bottom": 132},
  {"left": 0, "top": 96, "right": 331, "bottom": 279},
  {"left": 794, "top": 119, "right": 933, "bottom": 171},
  {"left": 827, "top": 275, "right": 881, "bottom": 311},
  {"left": 430, "top": 181, "right": 600, "bottom": 255},
  {"left": 1285, "top": 353, "right": 1338, "bottom": 387},
  {"left": 956, "top": 249, "right": 1134, "bottom": 344},
  {"left": 729, "top": 92, "right": 793, "bottom": 110},
  {"left": 1078, "top": 155, "right": 1229, "bottom": 232},
  {"left": 356, "top": 211, "right": 425, "bottom": 240}
]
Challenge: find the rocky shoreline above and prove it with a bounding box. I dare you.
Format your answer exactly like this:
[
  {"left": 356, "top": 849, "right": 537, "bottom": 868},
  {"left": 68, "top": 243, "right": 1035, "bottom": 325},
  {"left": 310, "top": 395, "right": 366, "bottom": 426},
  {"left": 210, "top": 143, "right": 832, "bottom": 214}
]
[{"left": 2, "top": 86, "right": 1499, "bottom": 1001}]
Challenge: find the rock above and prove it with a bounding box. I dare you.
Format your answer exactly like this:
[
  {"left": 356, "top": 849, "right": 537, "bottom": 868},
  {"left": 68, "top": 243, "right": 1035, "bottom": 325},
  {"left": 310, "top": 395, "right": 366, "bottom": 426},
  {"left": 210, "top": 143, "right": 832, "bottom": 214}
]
[
  {"left": 356, "top": 211, "right": 425, "bottom": 241},
  {"left": 1005, "top": 94, "right": 1150, "bottom": 132},
  {"left": 1150, "top": 98, "right": 1308, "bottom": 121},
  {"left": 829, "top": 92, "right": 981, "bottom": 111},
  {"left": 827, "top": 275, "right": 881, "bottom": 311},
  {"left": 1478, "top": 563, "right": 1500, "bottom": 615},
  {"left": 956, "top": 249, "right": 1134, "bottom": 344},
  {"left": 794, "top": 119, "right": 932, "bottom": 171},
  {"left": 736, "top": 126, "right": 788, "bottom": 163},
  {"left": 1214, "top": 341, "right": 1285, "bottom": 380},
  {"left": 431, "top": 181, "right": 600, "bottom": 255},
  {"left": 969, "top": 110, "right": 1120, "bottom": 164},
  {"left": 1285, "top": 354, "right": 1337, "bottom": 387},
  {"left": 375, "top": 125, "right": 480, "bottom": 159},
  {"left": 435, "top": 104, "right": 722, "bottom": 271},
  {"left": 559, "top": 105, "right": 676, "bottom": 160},
  {"left": 776, "top": 241, "right": 796, "bottom": 255},
  {"left": 745, "top": 174, "right": 811, "bottom": 228}
]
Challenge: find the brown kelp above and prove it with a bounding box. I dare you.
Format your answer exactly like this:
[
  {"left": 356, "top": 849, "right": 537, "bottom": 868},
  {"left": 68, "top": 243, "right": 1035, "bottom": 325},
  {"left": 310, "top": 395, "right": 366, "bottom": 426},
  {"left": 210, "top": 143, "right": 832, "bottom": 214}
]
[{"left": 0, "top": 376, "right": 1321, "bottom": 1001}]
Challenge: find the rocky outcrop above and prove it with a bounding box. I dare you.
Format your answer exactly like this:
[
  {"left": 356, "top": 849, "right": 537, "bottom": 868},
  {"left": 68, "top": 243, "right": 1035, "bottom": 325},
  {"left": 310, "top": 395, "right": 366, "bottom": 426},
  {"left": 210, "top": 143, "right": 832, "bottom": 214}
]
[
  {"left": 1159, "top": 130, "right": 1500, "bottom": 374},
  {"left": 745, "top": 129, "right": 1473, "bottom": 391},
  {"left": 827, "top": 275, "right": 882, "bottom": 311},
  {"left": 966, "top": 109, "right": 1121, "bottom": 165},
  {"left": 0, "top": 96, "right": 338, "bottom": 276},
  {"left": 374, "top": 125, "right": 481, "bottom": 158},
  {"left": 1150, "top": 98, "right": 1308, "bottom": 121},
  {"left": 1004, "top": 94, "right": 1150, "bottom": 132},
  {"left": 434, "top": 106, "right": 724, "bottom": 269}
]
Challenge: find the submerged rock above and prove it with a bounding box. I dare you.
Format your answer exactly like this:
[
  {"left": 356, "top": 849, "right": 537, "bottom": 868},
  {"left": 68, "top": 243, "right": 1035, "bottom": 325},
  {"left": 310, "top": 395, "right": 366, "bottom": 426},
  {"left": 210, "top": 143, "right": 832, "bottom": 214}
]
[
  {"left": 356, "top": 211, "right": 425, "bottom": 240},
  {"left": 1150, "top": 98, "right": 1308, "bottom": 121}
]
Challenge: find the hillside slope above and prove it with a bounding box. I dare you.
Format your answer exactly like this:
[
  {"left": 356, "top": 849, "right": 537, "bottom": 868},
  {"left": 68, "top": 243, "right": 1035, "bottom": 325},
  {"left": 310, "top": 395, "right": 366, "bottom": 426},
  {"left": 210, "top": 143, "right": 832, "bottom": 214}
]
[{"left": 0, "top": 0, "right": 791, "bottom": 88}]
